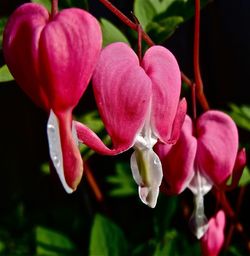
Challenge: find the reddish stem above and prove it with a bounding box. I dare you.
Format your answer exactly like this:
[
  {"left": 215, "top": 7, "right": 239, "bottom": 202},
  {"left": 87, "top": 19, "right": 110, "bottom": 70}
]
[
  {"left": 193, "top": 0, "right": 209, "bottom": 111},
  {"left": 137, "top": 25, "right": 142, "bottom": 62},
  {"left": 84, "top": 163, "right": 104, "bottom": 203},
  {"left": 181, "top": 72, "right": 193, "bottom": 87},
  {"left": 218, "top": 190, "right": 250, "bottom": 253},
  {"left": 193, "top": 0, "right": 202, "bottom": 92},
  {"left": 51, "top": 0, "right": 58, "bottom": 18},
  {"left": 192, "top": 83, "right": 197, "bottom": 120}
]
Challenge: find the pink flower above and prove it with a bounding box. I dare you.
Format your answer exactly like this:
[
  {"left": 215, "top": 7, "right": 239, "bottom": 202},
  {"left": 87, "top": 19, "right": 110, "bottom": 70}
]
[
  {"left": 76, "top": 42, "right": 186, "bottom": 207},
  {"left": 3, "top": 3, "right": 102, "bottom": 192},
  {"left": 201, "top": 210, "right": 226, "bottom": 256},
  {"left": 155, "top": 110, "right": 241, "bottom": 237}
]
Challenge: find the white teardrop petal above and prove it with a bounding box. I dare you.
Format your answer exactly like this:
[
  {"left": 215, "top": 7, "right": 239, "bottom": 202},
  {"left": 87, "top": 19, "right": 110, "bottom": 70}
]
[
  {"left": 47, "top": 110, "right": 73, "bottom": 194},
  {"left": 139, "top": 186, "right": 159, "bottom": 208},
  {"left": 130, "top": 148, "right": 163, "bottom": 208},
  {"left": 189, "top": 194, "right": 209, "bottom": 239}
]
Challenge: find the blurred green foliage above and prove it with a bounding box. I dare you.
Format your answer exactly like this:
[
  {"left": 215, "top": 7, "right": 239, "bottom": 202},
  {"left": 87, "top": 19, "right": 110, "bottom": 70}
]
[{"left": 0, "top": 65, "right": 14, "bottom": 82}]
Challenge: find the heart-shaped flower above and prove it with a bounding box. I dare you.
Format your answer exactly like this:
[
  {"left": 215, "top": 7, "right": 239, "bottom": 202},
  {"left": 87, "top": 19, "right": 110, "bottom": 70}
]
[
  {"left": 155, "top": 110, "right": 242, "bottom": 237},
  {"left": 3, "top": 3, "right": 102, "bottom": 192},
  {"left": 76, "top": 42, "right": 186, "bottom": 207}
]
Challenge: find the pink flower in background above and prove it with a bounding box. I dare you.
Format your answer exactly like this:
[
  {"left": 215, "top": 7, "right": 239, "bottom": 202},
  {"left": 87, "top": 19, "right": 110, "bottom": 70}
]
[
  {"left": 201, "top": 210, "right": 226, "bottom": 256},
  {"left": 76, "top": 42, "right": 186, "bottom": 207},
  {"left": 3, "top": 3, "right": 102, "bottom": 192},
  {"left": 155, "top": 110, "right": 241, "bottom": 237}
]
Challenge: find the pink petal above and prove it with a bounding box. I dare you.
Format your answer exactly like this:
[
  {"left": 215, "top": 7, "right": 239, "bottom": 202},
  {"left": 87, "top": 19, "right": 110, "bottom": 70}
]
[
  {"left": 75, "top": 121, "right": 127, "bottom": 155},
  {"left": 201, "top": 210, "right": 226, "bottom": 256},
  {"left": 39, "top": 7, "right": 102, "bottom": 111},
  {"left": 196, "top": 110, "right": 239, "bottom": 186},
  {"left": 223, "top": 148, "right": 247, "bottom": 190},
  {"left": 92, "top": 42, "right": 152, "bottom": 151},
  {"left": 3, "top": 3, "right": 50, "bottom": 109},
  {"left": 155, "top": 115, "right": 197, "bottom": 195},
  {"left": 167, "top": 98, "right": 187, "bottom": 144},
  {"left": 141, "top": 46, "right": 182, "bottom": 143}
]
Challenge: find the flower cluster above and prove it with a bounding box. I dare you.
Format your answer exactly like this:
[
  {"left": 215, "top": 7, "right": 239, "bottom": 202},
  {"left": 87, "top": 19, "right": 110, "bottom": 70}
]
[{"left": 3, "top": 1, "right": 246, "bottom": 250}]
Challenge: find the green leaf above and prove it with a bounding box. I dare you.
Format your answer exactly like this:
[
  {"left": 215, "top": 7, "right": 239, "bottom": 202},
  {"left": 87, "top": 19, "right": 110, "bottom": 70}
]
[
  {"left": 238, "top": 166, "right": 250, "bottom": 187},
  {"left": 40, "top": 162, "right": 50, "bottom": 175},
  {"left": 76, "top": 110, "right": 111, "bottom": 160},
  {"left": 148, "top": 0, "right": 175, "bottom": 14},
  {"left": 153, "top": 230, "right": 178, "bottom": 256},
  {"left": 154, "top": 195, "right": 178, "bottom": 237},
  {"left": 32, "top": 0, "right": 51, "bottom": 10},
  {"left": 36, "top": 226, "right": 77, "bottom": 256},
  {"left": 134, "top": 0, "right": 209, "bottom": 43},
  {"left": 0, "top": 241, "right": 5, "bottom": 253},
  {"left": 147, "top": 16, "right": 184, "bottom": 43},
  {"left": 100, "top": 18, "right": 130, "bottom": 47},
  {"left": 77, "top": 110, "right": 104, "bottom": 134},
  {"left": 153, "top": 230, "right": 201, "bottom": 256},
  {"left": 155, "top": 0, "right": 209, "bottom": 23},
  {"left": 106, "top": 162, "right": 137, "bottom": 197},
  {"left": 228, "top": 246, "right": 244, "bottom": 256},
  {"left": 89, "top": 214, "right": 128, "bottom": 256},
  {"left": 0, "top": 65, "right": 14, "bottom": 82},
  {"left": 228, "top": 104, "right": 250, "bottom": 132},
  {"left": 134, "top": 0, "right": 157, "bottom": 30},
  {"left": 0, "top": 17, "right": 8, "bottom": 48}
]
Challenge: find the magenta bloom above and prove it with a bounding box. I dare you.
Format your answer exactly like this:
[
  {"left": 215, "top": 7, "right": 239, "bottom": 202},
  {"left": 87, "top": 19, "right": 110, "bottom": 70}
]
[
  {"left": 76, "top": 42, "right": 186, "bottom": 207},
  {"left": 155, "top": 110, "right": 239, "bottom": 237},
  {"left": 3, "top": 3, "right": 102, "bottom": 192},
  {"left": 201, "top": 210, "right": 226, "bottom": 256}
]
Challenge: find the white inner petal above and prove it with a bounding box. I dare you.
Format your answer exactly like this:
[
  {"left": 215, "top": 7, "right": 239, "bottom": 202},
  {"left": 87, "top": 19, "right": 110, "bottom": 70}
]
[
  {"left": 47, "top": 110, "right": 73, "bottom": 194},
  {"left": 139, "top": 186, "right": 159, "bottom": 209},
  {"left": 189, "top": 193, "right": 209, "bottom": 239},
  {"left": 188, "top": 170, "right": 212, "bottom": 239},
  {"left": 130, "top": 123, "right": 163, "bottom": 208},
  {"left": 188, "top": 170, "right": 212, "bottom": 196}
]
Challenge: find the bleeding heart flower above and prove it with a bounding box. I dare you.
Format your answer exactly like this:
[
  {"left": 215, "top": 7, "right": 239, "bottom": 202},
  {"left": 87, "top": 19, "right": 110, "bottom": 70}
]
[
  {"left": 3, "top": 3, "right": 102, "bottom": 192},
  {"left": 201, "top": 210, "right": 226, "bottom": 256},
  {"left": 76, "top": 42, "right": 186, "bottom": 207},
  {"left": 155, "top": 110, "right": 241, "bottom": 237}
]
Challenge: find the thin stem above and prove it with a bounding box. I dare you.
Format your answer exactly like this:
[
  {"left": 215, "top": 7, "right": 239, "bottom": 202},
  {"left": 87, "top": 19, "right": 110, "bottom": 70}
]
[
  {"left": 193, "top": 0, "right": 209, "bottom": 111},
  {"left": 197, "top": 92, "right": 209, "bottom": 111},
  {"left": 131, "top": 12, "right": 142, "bottom": 61},
  {"left": 181, "top": 72, "right": 193, "bottom": 87},
  {"left": 137, "top": 24, "right": 142, "bottom": 62},
  {"left": 84, "top": 163, "right": 104, "bottom": 203},
  {"left": 219, "top": 190, "right": 250, "bottom": 253},
  {"left": 51, "top": 0, "right": 58, "bottom": 18},
  {"left": 193, "top": 0, "right": 202, "bottom": 92},
  {"left": 192, "top": 83, "right": 197, "bottom": 120}
]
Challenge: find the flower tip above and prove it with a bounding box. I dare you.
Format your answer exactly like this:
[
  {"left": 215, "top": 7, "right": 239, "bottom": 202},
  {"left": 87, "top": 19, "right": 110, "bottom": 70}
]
[{"left": 139, "top": 186, "right": 159, "bottom": 208}]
